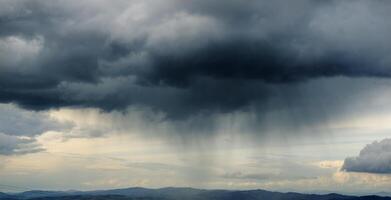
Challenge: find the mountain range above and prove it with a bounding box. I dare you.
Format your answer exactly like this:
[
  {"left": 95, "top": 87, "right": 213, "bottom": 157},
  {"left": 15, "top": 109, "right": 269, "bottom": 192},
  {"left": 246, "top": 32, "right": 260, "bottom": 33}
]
[{"left": 1, "top": 187, "right": 391, "bottom": 200}]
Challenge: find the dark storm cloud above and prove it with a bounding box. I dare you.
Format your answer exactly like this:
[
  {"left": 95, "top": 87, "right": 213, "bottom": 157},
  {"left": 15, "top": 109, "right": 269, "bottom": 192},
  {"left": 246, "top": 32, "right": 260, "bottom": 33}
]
[
  {"left": 342, "top": 138, "right": 391, "bottom": 174},
  {"left": 1, "top": 0, "right": 391, "bottom": 118}
]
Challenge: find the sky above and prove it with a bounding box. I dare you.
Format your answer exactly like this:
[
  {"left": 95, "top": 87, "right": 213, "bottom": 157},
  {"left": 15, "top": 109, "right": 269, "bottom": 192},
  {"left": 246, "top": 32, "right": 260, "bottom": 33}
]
[{"left": 1, "top": 0, "right": 391, "bottom": 195}]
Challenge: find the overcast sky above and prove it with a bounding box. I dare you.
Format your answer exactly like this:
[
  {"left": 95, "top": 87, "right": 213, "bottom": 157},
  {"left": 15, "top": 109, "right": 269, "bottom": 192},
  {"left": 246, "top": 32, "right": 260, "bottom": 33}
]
[{"left": 1, "top": 0, "right": 391, "bottom": 195}]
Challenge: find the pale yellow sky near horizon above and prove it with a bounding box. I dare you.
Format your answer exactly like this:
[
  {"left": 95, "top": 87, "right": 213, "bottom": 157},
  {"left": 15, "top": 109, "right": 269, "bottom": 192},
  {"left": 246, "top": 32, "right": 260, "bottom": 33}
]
[{"left": 1, "top": 102, "right": 391, "bottom": 194}]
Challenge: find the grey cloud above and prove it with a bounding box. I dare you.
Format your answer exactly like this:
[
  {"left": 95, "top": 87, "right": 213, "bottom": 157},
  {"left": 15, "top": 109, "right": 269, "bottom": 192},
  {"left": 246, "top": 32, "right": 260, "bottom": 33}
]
[
  {"left": 0, "top": 104, "right": 71, "bottom": 137},
  {"left": 342, "top": 138, "right": 391, "bottom": 174},
  {"left": 1, "top": 0, "right": 391, "bottom": 119},
  {"left": 0, "top": 132, "right": 44, "bottom": 155},
  {"left": 0, "top": 103, "right": 71, "bottom": 155}
]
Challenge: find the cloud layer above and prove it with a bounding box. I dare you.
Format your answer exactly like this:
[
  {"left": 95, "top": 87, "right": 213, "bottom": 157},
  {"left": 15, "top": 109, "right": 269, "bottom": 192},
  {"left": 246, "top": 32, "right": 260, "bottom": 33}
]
[
  {"left": 0, "top": 104, "right": 69, "bottom": 137},
  {"left": 1, "top": 0, "right": 391, "bottom": 118},
  {"left": 343, "top": 138, "right": 391, "bottom": 174},
  {"left": 0, "top": 133, "right": 43, "bottom": 155},
  {"left": 0, "top": 104, "right": 69, "bottom": 155}
]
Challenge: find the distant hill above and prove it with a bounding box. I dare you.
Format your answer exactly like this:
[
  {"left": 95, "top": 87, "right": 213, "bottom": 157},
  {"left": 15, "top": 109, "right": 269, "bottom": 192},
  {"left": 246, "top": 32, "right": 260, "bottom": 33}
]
[
  {"left": 0, "top": 192, "right": 10, "bottom": 198},
  {"left": 15, "top": 190, "right": 75, "bottom": 199},
  {"left": 1, "top": 187, "right": 391, "bottom": 200}
]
